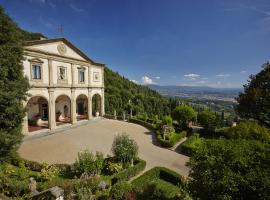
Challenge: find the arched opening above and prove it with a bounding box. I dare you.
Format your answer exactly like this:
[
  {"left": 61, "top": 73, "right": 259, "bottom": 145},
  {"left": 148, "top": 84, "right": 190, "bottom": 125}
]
[
  {"left": 55, "top": 95, "right": 71, "bottom": 126},
  {"left": 26, "top": 96, "right": 49, "bottom": 132},
  {"left": 92, "top": 93, "right": 102, "bottom": 117},
  {"left": 76, "top": 94, "right": 88, "bottom": 121}
]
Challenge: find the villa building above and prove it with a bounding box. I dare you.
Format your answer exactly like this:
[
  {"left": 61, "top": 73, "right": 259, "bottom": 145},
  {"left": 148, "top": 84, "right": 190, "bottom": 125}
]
[{"left": 22, "top": 38, "right": 105, "bottom": 135}]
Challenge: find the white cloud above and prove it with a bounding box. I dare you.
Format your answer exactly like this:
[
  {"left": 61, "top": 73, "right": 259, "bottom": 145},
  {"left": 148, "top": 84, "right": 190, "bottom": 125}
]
[
  {"left": 184, "top": 73, "right": 200, "bottom": 78},
  {"left": 131, "top": 80, "right": 138, "bottom": 84},
  {"left": 240, "top": 70, "right": 247, "bottom": 74},
  {"left": 216, "top": 73, "right": 231, "bottom": 77},
  {"left": 70, "top": 4, "right": 84, "bottom": 12},
  {"left": 155, "top": 76, "right": 160, "bottom": 79},
  {"left": 141, "top": 76, "right": 154, "bottom": 84}
]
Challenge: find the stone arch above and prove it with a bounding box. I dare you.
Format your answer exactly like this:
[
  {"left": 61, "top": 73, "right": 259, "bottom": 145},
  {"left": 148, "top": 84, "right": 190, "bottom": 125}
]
[
  {"left": 55, "top": 94, "right": 71, "bottom": 125},
  {"left": 92, "top": 93, "right": 102, "bottom": 117},
  {"left": 76, "top": 94, "right": 88, "bottom": 120},
  {"left": 26, "top": 95, "right": 49, "bottom": 132}
]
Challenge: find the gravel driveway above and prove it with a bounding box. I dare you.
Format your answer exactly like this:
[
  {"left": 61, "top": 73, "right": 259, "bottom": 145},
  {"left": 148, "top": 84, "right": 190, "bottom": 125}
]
[{"left": 18, "top": 119, "right": 190, "bottom": 177}]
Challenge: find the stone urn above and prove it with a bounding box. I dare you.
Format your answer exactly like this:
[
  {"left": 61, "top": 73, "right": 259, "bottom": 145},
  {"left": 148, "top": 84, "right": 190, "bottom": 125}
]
[{"left": 95, "top": 111, "right": 99, "bottom": 117}]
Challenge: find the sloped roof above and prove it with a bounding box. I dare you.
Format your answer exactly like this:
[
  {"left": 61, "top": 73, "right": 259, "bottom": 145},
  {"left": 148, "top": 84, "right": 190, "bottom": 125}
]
[{"left": 24, "top": 38, "right": 105, "bottom": 66}]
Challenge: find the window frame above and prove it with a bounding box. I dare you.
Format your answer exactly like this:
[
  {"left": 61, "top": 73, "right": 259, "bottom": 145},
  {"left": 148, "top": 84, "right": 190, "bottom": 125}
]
[
  {"left": 57, "top": 66, "right": 68, "bottom": 84},
  {"left": 78, "top": 68, "right": 85, "bottom": 84}
]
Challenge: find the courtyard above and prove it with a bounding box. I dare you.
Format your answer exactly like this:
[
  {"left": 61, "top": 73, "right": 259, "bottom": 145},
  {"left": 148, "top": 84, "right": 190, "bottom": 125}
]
[{"left": 19, "top": 119, "right": 190, "bottom": 177}]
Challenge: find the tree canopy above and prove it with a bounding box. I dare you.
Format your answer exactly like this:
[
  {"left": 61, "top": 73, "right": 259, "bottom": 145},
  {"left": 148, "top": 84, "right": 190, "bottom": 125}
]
[
  {"left": 0, "top": 6, "right": 30, "bottom": 161},
  {"left": 188, "top": 138, "right": 270, "bottom": 200},
  {"left": 197, "top": 110, "right": 218, "bottom": 132},
  {"left": 236, "top": 62, "right": 270, "bottom": 128},
  {"left": 172, "top": 104, "right": 197, "bottom": 129}
]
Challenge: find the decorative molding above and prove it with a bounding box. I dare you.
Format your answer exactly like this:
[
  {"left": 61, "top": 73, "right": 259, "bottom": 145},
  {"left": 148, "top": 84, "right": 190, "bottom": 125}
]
[
  {"left": 28, "top": 57, "right": 44, "bottom": 63},
  {"left": 57, "top": 43, "right": 67, "bottom": 55}
]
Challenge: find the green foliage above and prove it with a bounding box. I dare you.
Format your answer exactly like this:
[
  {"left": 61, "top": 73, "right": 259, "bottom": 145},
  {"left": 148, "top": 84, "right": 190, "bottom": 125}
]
[
  {"left": 188, "top": 138, "right": 270, "bottom": 200},
  {"left": 40, "top": 162, "right": 60, "bottom": 181},
  {"left": 0, "top": 6, "right": 30, "bottom": 162},
  {"left": 181, "top": 133, "right": 203, "bottom": 156},
  {"left": 162, "top": 115, "right": 173, "bottom": 125},
  {"left": 157, "top": 131, "right": 187, "bottom": 148},
  {"left": 172, "top": 105, "right": 197, "bottom": 129},
  {"left": 112, "top": 159, "right": 146, "bottom": 184},
  {"left": 128, "top": 118, "right": 155, "bottom": 130},
  {"left": 74, "top": 150, "right": 104, "bottom": 175},
  {"left": 104, "top": 67, "right": 169, "bottom": 118},
  {"left": 110, "top": 181, "right": 133, "bottom": 200},
  {"left": 236, "top": 62, "right": 270, "bottom": 128},
  {"left": 221, "top": 121, "right": 270, "bottom": 142},
  {"left": 197, "top": 110, "right": 218, "bottom": 132},
  {"left": 132, "top": 167, "right": 188, "bottom": 199},
  {"left": 106, "top": 161, "right": 122, "bottom": 174},
  {"left": 111, "top": 133, "right": 138, "bottom": 168}
]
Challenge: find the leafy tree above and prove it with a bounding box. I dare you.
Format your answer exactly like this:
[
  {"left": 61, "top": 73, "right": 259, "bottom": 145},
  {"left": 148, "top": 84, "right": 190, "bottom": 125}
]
[
  {"left": 188, "top": 138, "right": 270, "bottom": 200},
  {"left": 222, "top": 121, "right": 270, "bottom": 143},
  {"left": 0, "top": 6, "right": 30, "bottom": 162},
  {"left": 197, "top": 110, "right": 218, "bottom": 132},
  {"left": 111, "top": 133, "right": 138, "bottom": 168},
  {"left": 162, "top": 115, "right": 173, "bottom": 126},
  {"left": 236, "top": 62, "right": 270, "bottom": 128},
  {"left": 172, "top": 105, "right": 197, "bottom": 129}
]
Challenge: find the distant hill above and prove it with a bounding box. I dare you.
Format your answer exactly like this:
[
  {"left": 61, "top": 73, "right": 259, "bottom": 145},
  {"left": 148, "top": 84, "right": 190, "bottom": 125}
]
[{"left": 147, "top": 85, "right": 242, "bottom": 102}]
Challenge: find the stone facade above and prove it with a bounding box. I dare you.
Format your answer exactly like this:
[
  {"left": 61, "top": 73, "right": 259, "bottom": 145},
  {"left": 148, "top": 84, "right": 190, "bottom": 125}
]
[{"left": 22, "top": 38, "right": 105, "bottom": 135}]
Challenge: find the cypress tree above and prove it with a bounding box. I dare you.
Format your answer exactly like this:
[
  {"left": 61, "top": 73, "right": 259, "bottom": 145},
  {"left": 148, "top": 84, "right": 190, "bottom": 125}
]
[{"left": 0, "top": 6, "right": 29, "bottom": 161}]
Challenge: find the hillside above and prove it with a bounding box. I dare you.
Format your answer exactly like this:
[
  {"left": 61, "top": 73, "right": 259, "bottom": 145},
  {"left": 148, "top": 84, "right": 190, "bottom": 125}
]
[{"left": 104, "top": 68, "right": 169, "bottom": 117}]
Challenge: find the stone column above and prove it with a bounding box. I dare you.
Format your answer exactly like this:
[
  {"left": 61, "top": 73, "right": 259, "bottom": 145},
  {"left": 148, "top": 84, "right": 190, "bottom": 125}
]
[
  {"left": 22, "top": 101, "right": 28, "bottom": 135},
  {"left": 48, "top": 89, "right": 56, "bottom": 129},
  {"left": 48, "top": 59, "right": 53, "bottom": 86},
  {"left": 88, "top": 89, "right": 92, "bottom": 120},
  {"left": 71, "top": 89, "right": 77, "bottom": 124},
  {"left": 101, "top": 88, "right": 105, "bottom": 116}
]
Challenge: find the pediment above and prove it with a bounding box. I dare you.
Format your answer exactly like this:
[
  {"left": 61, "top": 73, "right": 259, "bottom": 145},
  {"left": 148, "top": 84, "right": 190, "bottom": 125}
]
[{"left": 24, "top": 38, "right": 104, "bottom": 66}]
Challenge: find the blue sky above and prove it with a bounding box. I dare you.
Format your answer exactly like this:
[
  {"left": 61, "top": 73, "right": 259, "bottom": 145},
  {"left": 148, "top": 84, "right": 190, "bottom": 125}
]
[{"left": 2, "top": 0, "right": 270, "bottom": 88}]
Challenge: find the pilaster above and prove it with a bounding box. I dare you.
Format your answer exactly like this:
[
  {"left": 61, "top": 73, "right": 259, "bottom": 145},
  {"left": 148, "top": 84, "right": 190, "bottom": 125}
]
[
  {"left": 22, "top": 101, "right": 29, "bottom": 135},
  {"left": 101, "top": 88, "right": 105, "bottom": 116},
  {"left": 88, "top": 89, "right": 92, "bottom": 120},
  {"left": 48, "top": 59, "right": 53, "bottom": 86}
]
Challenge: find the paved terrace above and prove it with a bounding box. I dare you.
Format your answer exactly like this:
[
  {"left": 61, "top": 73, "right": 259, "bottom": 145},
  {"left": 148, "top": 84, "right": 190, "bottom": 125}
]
[{"left": 18, "top": 119, "right": 189, "bottom": 177}]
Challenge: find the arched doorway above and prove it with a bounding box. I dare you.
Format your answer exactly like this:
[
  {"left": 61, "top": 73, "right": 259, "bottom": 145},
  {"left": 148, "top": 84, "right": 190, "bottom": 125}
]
[
  {"left": 76, "top": 94, "right": 88, "bottom": 120},
  {"left": 55, "top": 95, "right": 71, "bottom": 126},
  {"left": 92, "top": 93, "right": 102, "bottom": 117},
  {"left": 26, "top": 96, "right": 49, "bottom": 132}
]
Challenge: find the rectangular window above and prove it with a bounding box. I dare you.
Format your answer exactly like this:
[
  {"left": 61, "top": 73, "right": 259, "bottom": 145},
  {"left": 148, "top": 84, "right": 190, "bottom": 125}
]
[
  {"left": 79, "top": 69, "right": 85, "bottom": 83},
  {"left": 32, "top": 64, "right": 41, "bottom": 79}
]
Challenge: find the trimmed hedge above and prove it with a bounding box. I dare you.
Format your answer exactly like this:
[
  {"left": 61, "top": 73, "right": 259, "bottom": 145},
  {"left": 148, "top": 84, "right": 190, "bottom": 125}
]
[
  {"left": 132, "top": 167, "right": 186, "bottom": 189},
  {"left": 157, "top": 131, "right": 187, "bottom": 148},
  {"left": 111, "top": 158, "right": 146, "bottom": 184},
  {"left": 181, "top": 133, "right": 203, "bottom": 156},
  {"left": 128, "top": 118, "right": 154, "bottom": 130}
]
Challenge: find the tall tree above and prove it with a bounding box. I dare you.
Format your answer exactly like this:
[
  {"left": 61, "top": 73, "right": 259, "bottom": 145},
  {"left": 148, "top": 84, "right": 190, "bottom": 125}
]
[
  {"left": 236, "top": 63, "right": 270, "bottom": 128},
  {"left": 172, "top": 104, "right": 197, "bottom": 129},
  {"left": 0, "top": 6, "right": 29, "bottom": 161}
]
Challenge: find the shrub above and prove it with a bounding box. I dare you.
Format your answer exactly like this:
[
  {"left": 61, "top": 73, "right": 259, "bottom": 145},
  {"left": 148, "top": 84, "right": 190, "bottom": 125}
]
[
  {"left": 222, "top": 121, "right": 270, "bottom": 142},
  {"left": 157, "top": 131, "right": 187, "bottom": 148},
  {"left": 74, "top": 150, "right": 104, "bottom": 175},
  {"left": 40, "top": 162, "right": 60, "bottom": 181},
  {"left": 112, "top": 158, "right": 146, "bottom": 184},
  {"left": 181, "top": 133, "right": 203, "bottom": 156},
  {"left": 111, "top": 133, "right": 138, "bottom": 168},
  {"left": 188, "top": 138, "right": 270, "bottom": 200},
  {"left": 129, "top": 118, "right": 154, "bottom": 130},
  {"left": 106, "top": 161, "right": 122, "bottom": 175},
  {"left": 162, "top": 115, "right": 173, "bottom": 126},
  {"left": 110, "top": 181, "right": 133, "bottom": 200}
]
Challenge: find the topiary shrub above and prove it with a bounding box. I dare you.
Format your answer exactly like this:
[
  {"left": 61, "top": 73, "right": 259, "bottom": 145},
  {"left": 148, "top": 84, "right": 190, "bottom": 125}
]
[
  {"left": 112, "top": 158, "right": 146, "bottom": 184},
  {"left": 109, "top": 181, "right": 133, "bottom": 200}
]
